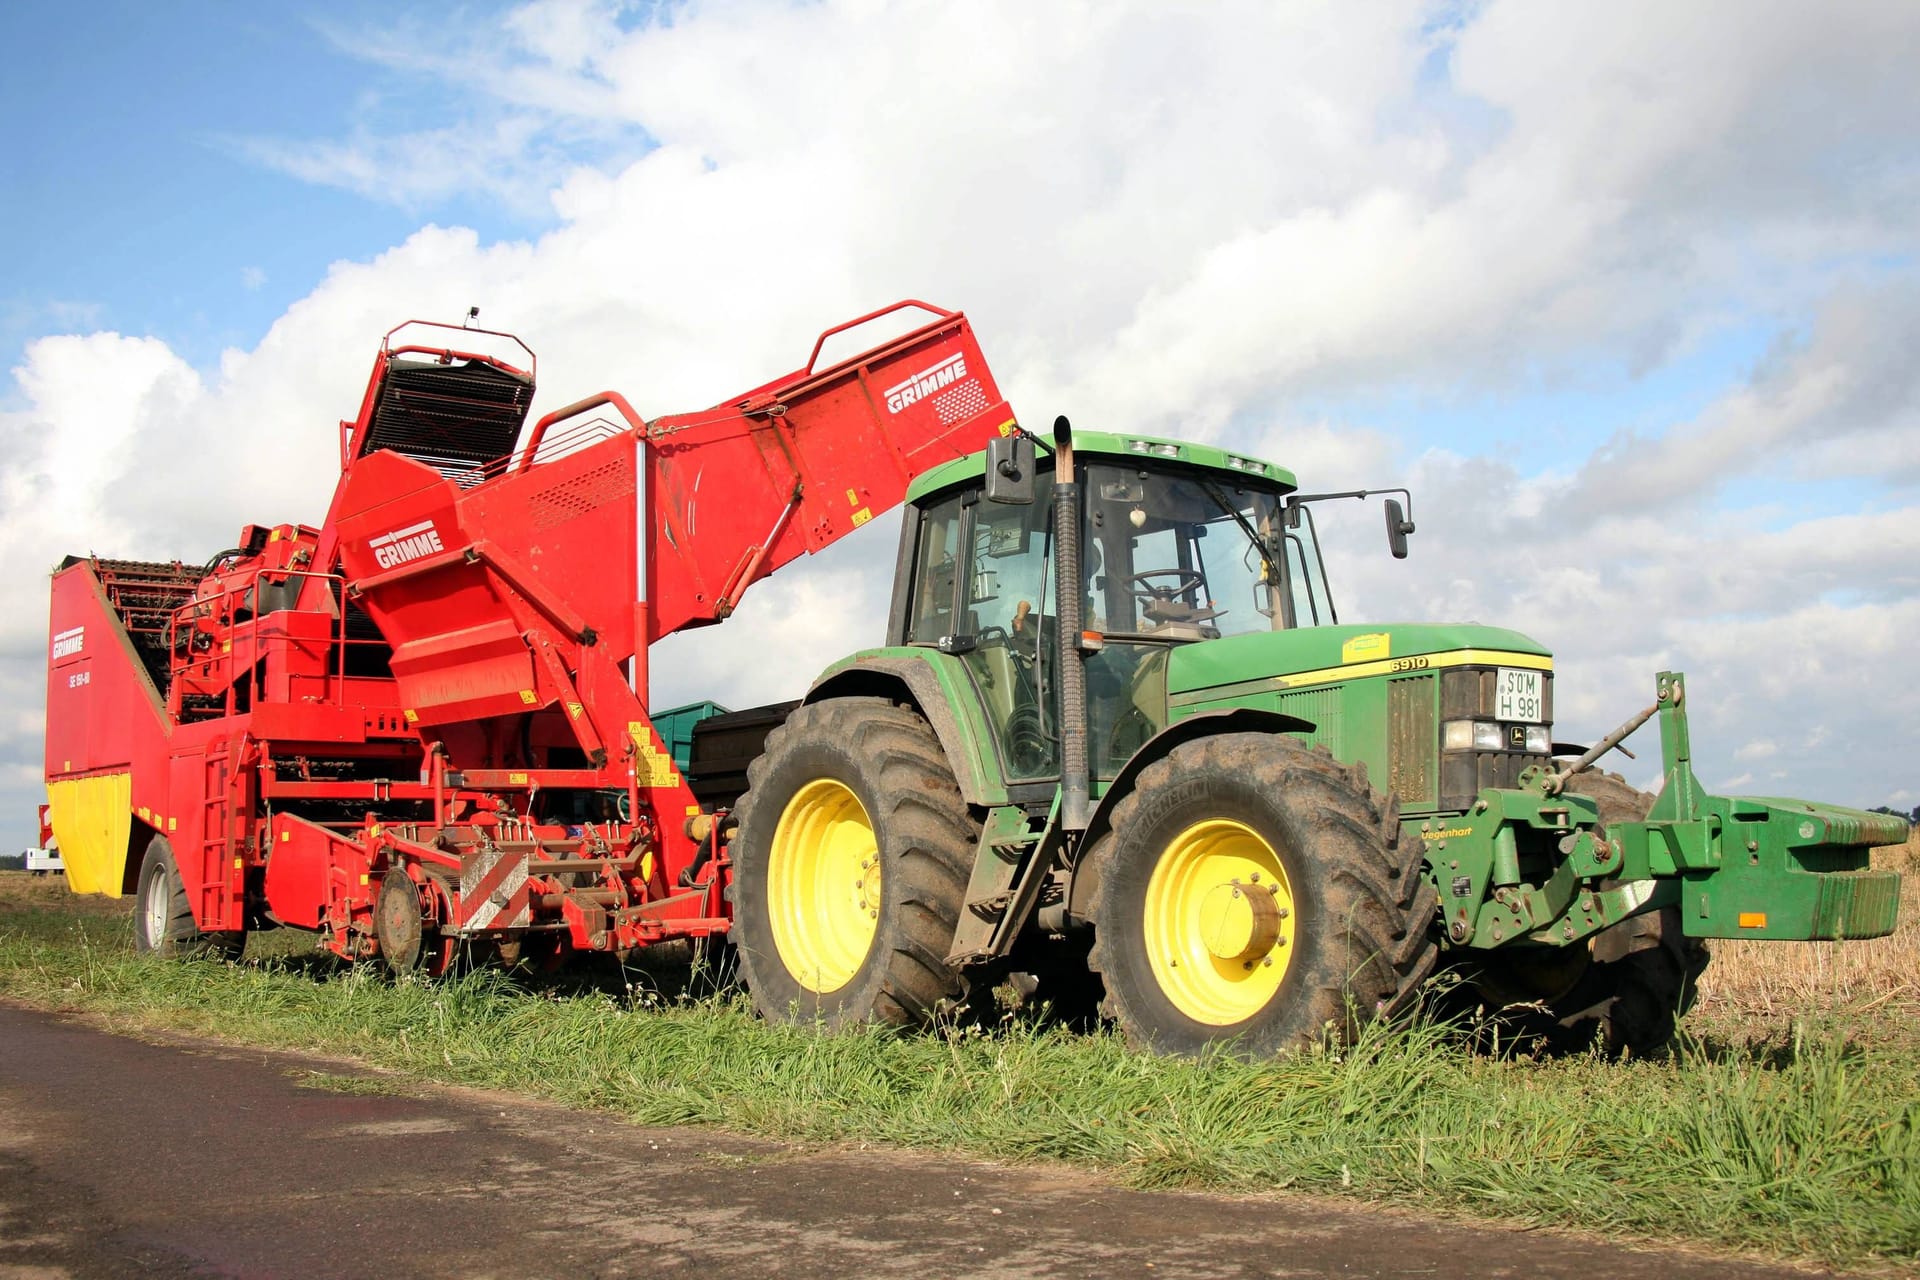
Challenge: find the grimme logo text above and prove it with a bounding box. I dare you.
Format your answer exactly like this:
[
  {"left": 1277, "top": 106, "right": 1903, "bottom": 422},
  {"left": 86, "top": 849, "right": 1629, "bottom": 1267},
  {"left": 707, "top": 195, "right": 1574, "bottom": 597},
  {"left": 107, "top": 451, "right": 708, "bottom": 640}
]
[
  {"left": 51, "top": 626, "right": 85, "bottom": 661},
  {"left": 369, "top": 520, "right": 446, "bottom": 569},
  {"left": 884, "top": 354, "right": 968, "bottom": 413}
]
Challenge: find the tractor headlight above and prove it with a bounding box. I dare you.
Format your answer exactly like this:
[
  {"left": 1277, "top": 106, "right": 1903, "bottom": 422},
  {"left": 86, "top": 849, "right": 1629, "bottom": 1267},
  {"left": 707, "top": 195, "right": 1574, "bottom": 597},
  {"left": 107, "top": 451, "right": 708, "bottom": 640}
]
[
  {"left": 1523, "top": 725, "right": 1551, "bottom": 754},
  {"left": 1442, "top": 720, "right": 1504, "bottom": 751}
]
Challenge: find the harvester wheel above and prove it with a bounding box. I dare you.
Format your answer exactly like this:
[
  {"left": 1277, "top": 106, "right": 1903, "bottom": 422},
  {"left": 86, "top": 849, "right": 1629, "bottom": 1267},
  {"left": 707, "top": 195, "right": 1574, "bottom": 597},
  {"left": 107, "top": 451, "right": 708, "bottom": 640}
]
[
  {"left": 133, "top": 837, "right": 244, "bottom": 961},
  {"left": 375, "top": 871, "right": 428, "bottom": 974},
  {"left": 1553, "top": 771, "right": 1709, "bottom": 1057},
  {"left": 730, "top": 697, "right": 975, "bottom": 1029},
  {"left": 1086, "top": 734, "right": 1437, "bottom": 1056}
]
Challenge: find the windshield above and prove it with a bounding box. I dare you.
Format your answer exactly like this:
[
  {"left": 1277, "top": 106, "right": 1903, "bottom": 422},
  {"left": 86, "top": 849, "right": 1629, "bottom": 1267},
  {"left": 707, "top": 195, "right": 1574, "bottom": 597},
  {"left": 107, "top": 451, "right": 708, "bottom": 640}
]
[{"left": 1083, "top": 461, "right": 1328, "bottom": 639}]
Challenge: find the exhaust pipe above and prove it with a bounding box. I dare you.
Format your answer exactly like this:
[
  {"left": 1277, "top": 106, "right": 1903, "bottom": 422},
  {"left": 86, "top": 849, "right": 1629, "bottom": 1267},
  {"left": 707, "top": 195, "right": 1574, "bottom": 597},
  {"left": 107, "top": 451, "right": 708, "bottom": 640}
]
[{"left": 1052, "top": 416, "right": 1090, "bottom": 831}]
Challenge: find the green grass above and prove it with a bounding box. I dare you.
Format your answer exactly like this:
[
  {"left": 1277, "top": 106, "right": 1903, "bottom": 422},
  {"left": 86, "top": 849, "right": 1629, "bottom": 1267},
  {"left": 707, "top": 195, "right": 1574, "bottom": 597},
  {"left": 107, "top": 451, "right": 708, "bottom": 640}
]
[{"left": 3, "top": 880, "right": 1918, "bottom": 1271}]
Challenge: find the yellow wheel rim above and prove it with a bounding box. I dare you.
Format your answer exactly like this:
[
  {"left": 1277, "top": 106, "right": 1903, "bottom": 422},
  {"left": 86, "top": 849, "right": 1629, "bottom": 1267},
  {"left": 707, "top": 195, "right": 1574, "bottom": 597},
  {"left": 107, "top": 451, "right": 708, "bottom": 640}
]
[
  {"left": 1143, "top": 819, "right": 1296, "bottom": 1026},
  {"left": 767, "top": 779, "right": 882, "bottom": 993}
]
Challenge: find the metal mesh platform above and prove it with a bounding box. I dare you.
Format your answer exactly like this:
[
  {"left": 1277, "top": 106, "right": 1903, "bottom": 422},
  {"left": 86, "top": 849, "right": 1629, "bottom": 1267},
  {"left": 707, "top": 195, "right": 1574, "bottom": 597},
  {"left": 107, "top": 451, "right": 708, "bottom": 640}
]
[{"left": 361, "top": 358, "right": 535, "bottom": 476}]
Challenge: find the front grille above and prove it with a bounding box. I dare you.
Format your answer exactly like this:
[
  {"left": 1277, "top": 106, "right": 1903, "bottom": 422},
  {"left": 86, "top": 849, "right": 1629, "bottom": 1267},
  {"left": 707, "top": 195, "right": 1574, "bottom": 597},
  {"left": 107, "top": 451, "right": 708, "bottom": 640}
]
[
  {"left": 1387, "top": 674, "right": 1436, "bottom": 806},
  {"left": 1438, "top": 663, "right": 1553, "bottom": 810},
  {"left": 1441, "top": 750, "right": 1538, "bottom": 810}
]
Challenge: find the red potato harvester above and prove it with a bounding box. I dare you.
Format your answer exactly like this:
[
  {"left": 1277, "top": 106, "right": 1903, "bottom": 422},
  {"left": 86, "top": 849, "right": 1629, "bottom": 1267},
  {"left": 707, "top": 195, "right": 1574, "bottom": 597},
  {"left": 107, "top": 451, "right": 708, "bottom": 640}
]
[{"left": 43, "top": 302, "right": 1016, "bottom": 971}]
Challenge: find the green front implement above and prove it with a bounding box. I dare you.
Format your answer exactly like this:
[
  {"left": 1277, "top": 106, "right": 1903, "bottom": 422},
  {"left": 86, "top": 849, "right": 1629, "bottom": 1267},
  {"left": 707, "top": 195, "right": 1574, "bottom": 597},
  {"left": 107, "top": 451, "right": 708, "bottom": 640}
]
[
  {"left": 1612, "top": 671, "right": 1904, "bottom": 940},
  {"left": 1447, "top": 671, "right": 1906, "bottom": 950}
]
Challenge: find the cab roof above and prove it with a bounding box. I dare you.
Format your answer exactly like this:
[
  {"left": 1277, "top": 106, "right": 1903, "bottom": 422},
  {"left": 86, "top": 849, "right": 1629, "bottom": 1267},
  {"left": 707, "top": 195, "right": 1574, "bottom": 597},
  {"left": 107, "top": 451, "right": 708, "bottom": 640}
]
[{"left": 904, "top": 429, "right": 1299, "bottom": 504}]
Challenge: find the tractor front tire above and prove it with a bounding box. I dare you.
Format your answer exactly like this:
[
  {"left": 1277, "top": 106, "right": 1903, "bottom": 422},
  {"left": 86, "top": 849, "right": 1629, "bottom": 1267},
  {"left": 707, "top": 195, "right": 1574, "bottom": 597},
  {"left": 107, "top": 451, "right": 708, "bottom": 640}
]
[
  {"left": 133, "top": 837, "right": 244, "bottom": 961},
  {"left": 730, "top": 698, "right": 975, "bottom": 1029},
  {"left": 1467, "top": 770, "right": 1709, "bottom": 1058},
  {"left": 1087, "top": 734, "right": 1437, "bottom": 1057},
  {"left": 1553, "top": 771, "right": 1709, "bottom": 1057}
]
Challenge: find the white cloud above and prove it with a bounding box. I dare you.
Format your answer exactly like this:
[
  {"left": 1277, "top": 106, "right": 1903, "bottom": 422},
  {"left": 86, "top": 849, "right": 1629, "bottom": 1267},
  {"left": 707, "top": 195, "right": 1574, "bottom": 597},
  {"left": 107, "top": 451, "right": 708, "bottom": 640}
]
[{"left": 5, "top": 0, "right": 1920, "bottom": 847}]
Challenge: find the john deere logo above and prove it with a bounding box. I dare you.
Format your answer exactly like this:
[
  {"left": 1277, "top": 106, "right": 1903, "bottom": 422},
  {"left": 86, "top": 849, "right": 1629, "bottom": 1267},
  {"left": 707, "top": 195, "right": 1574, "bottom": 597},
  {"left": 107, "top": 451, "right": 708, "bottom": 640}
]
[{"left": 1507, "top": 725, "right": 1526, "bottom": 749}]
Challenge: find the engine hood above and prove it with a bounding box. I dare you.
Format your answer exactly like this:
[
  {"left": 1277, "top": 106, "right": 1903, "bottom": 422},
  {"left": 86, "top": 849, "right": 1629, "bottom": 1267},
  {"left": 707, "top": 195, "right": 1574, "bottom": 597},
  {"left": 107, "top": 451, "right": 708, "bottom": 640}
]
[{"left": 1166, "top": 623, "right": 1551, "bottom": 697}]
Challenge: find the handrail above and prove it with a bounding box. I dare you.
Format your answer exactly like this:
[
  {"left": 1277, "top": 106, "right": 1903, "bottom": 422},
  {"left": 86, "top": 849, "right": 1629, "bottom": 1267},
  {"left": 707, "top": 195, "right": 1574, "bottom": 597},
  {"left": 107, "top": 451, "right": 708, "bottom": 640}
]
[
  {"left": 509, "top": 416, "right": 621, "bottom": 470},
  {"left": 381, "top": 320, "right": 537, "bottom": 379},
  {"left": 802, "top": 299, "right": 955, "bottom": 377},
  {"left": 514, "top": 391, "right": 649, "bottom": 476},
  {"left": 511, "top": 304, "right": 962, "bottom": 472},
  {"left": 169, "top": 570, "right": 360, "bottom": 717}
]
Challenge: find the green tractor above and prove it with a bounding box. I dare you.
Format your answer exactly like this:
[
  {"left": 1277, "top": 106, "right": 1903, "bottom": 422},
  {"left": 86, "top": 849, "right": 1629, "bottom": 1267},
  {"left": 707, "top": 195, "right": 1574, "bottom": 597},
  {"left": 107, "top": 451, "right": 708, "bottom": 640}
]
[{"left": 719, "top": 420, "right": 1908, "bottom": 1056}]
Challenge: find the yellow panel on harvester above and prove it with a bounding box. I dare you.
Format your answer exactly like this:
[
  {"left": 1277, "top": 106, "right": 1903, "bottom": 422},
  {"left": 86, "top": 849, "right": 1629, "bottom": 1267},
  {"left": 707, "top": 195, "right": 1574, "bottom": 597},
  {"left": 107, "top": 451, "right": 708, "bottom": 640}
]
[{"left": 45, "top": 773, "right": 132, "bottom": 897}]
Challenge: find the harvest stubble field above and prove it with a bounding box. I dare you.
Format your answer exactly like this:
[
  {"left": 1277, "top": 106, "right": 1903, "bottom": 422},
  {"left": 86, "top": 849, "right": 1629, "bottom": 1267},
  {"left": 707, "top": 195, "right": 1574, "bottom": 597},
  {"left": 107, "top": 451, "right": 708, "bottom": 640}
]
[{"left": 2, "top": 833, "right": 1916, "bottom": 1273}]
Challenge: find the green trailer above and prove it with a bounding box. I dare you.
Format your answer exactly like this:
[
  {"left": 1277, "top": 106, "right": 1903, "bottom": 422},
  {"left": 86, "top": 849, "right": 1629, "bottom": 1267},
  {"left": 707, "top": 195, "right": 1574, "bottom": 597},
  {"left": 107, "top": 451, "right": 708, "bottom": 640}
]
[{"left": 714, "top": 421, "right": 1907, "bottom": 1057}]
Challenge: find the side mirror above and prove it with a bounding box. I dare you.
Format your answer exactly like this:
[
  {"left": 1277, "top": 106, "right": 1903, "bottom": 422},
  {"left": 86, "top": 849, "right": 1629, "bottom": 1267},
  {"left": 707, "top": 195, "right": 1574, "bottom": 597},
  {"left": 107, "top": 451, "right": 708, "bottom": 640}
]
[
  {"left": 1385, "top": 498, "right": 1415, "bottom": 560},
  {"left": 985, "top": 433, "right": 1035, "bottom": 505}
]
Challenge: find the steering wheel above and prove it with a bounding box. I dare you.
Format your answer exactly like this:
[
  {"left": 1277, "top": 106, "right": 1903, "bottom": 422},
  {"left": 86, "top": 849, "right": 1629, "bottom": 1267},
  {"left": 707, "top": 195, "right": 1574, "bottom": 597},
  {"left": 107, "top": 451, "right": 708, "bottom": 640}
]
[{"left": 1129, "top": 569, "right": 1205, "bottom": 606}]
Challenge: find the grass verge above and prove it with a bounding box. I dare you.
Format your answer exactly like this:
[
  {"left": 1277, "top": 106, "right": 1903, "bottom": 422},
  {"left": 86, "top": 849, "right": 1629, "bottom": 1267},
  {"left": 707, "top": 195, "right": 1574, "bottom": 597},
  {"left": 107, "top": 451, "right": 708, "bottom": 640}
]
[{"left": 2, "top": 873, "right": 1917, "bottom": 1272}]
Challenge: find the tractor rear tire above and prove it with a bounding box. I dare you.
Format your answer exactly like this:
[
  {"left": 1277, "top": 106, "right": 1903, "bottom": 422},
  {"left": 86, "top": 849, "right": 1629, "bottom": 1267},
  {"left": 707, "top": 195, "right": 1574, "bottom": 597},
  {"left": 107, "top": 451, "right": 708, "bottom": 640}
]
[
  {"left": 1086, "top": 734, "right": 1437, "bottom": 1057},
  {"left": 730, "top": 698, "right": 976, "bottom": 1029},
  {"left": 133, "top": 837, "right": 244, "bottom": 961},
  {"left": 1552, "top": 770, "right": 1709, "bottom": 1057}
]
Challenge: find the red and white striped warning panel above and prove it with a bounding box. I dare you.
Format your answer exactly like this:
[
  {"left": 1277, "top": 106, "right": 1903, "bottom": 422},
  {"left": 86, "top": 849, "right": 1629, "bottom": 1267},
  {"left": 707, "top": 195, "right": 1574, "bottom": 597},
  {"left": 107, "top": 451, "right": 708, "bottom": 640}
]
[{"left": 457, "top": 845, "right": 532, "bottom": 931}]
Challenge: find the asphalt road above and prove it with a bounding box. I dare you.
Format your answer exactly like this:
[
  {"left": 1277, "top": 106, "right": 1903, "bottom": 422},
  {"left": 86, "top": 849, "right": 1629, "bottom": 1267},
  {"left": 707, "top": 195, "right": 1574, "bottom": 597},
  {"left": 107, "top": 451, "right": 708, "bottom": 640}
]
[{"left": 0, "top": 1002, "right": 1823, "bottom": 1280}]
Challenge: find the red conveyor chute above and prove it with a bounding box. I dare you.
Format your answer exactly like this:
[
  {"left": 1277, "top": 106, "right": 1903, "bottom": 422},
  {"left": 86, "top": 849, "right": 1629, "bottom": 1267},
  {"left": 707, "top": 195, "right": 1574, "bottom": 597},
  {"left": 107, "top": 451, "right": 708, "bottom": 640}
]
[{"left": 330, "top": 302, "right": 1014, "bottom": 725}]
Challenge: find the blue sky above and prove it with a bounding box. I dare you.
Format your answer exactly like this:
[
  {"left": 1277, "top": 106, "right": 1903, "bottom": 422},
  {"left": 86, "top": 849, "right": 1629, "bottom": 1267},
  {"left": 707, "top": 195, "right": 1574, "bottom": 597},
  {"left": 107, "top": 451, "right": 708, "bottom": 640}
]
[
  {"left": 2, "top": 0, "right": 1917, "bottom": 857},
  {"left": 0, "top": 2, "right": 557, "bottom": 369},
  {"left": 0, "top": 0, "right": 1787, "bottom": 466}
]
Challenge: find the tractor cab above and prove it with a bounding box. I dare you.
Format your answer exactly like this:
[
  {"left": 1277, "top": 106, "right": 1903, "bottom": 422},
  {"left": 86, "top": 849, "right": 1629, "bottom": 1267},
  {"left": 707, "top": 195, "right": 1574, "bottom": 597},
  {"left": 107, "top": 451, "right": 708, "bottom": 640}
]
[{"left": 893, "top": 432, "right": 1323, "bottom": 782}]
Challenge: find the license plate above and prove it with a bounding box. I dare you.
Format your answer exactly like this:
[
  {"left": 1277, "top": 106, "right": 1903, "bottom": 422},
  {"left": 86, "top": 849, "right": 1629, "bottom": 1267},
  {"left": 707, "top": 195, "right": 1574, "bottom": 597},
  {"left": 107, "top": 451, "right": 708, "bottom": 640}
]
[{"left": 1495, "top": 667, "right": 1544, "bottom": 723}]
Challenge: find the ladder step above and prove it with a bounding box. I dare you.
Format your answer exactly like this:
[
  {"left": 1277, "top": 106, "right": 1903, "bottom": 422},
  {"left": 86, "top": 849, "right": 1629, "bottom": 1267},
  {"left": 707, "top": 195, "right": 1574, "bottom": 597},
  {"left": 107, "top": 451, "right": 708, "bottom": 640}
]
[{"left": 967, "top": 892, "right": 1013, "bottom": 919}]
